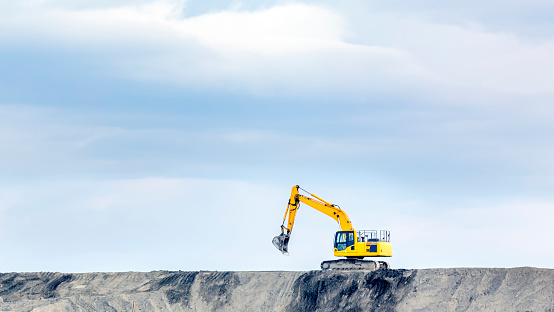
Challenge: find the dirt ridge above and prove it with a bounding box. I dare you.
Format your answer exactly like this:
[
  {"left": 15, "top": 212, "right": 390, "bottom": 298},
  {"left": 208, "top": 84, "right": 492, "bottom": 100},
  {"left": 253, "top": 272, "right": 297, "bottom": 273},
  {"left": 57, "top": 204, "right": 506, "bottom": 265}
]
[{"left": 0, "top": 267, "right": 552, "bottom": 311}]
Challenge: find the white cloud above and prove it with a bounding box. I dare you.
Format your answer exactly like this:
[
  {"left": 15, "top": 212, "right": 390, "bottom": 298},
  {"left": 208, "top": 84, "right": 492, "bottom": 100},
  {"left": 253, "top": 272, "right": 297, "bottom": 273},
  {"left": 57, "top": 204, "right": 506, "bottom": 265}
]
[
  {"left": 175, "top": 4, "right": 347, "bottom": 56},
  {"left": 0, "top": 189, "right": 23, "bottom": 215},
  {"left": 1, "top": 1, "right": 554, "bottom": 272},
  {"left": 0, "top": 1, "right": 433, "bottom": 97},
  {"left": 387, "top": 201, "right": 554, "bottom": 269},
  {"left": 2, "top": 0, "right": 185, "bottom": 11},
  {"left": 0, "top": 177, "right": 295, "bottom": 272},
  {"left": 3, "top": 175, "right": 553, "bottom": 272},
  {"left": 2, "top": 0, "right": 554, "bottom": 104}
]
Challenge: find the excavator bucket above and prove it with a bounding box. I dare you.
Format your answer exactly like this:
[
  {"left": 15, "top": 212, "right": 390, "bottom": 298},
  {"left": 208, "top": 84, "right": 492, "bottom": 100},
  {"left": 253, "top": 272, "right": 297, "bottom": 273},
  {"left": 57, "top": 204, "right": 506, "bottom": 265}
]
[{"left": 272, "top": 233, "right": 290, "bottom": 255}]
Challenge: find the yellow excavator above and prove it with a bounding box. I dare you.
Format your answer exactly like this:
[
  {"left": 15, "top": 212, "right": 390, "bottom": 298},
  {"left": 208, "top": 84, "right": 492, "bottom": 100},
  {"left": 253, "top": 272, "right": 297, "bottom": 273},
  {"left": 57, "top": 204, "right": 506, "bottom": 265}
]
[{"left": 272, "top": 185, "right": 392, "bottom": 270}]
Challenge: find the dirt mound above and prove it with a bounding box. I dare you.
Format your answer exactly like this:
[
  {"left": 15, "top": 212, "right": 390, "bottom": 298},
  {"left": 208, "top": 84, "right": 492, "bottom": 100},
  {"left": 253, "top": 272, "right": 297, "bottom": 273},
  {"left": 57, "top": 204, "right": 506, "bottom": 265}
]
[{"left": 0, "top": 268, "right": 552, "bottom": 311}]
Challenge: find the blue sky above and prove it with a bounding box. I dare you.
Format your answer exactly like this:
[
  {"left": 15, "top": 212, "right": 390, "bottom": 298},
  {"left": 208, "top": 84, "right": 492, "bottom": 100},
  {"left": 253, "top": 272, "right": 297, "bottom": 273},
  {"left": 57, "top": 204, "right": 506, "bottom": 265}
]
[{"left": 1, "top": 0, "right": 554, "bottom": 272}]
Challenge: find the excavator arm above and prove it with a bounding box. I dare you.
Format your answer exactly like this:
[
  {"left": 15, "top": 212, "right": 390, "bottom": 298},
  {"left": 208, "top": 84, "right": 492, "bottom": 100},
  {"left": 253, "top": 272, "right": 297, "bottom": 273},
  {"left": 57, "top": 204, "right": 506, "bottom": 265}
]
[{"left": 273, "top": 185, "right": 354, "bottom": 255}]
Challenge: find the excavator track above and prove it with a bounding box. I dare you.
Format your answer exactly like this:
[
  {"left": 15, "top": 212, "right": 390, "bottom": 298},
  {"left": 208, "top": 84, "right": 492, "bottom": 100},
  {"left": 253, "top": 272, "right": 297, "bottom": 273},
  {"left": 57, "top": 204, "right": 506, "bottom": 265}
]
[{"left": 320, "top": 259, "right": 390, "bottom": 271}]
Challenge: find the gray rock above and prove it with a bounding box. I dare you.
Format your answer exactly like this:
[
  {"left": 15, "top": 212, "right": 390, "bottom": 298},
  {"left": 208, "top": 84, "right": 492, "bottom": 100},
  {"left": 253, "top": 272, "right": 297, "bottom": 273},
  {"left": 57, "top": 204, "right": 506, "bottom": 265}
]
[{"left": 0, "top": 267, "right": 552, "bottom": 311}]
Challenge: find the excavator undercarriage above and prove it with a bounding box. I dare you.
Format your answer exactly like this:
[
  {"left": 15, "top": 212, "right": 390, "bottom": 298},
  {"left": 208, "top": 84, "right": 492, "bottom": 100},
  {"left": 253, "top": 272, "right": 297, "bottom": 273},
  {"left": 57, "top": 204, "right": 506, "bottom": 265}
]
[{"left": 320, "top": 259, "right": 390, "bottom": 271}]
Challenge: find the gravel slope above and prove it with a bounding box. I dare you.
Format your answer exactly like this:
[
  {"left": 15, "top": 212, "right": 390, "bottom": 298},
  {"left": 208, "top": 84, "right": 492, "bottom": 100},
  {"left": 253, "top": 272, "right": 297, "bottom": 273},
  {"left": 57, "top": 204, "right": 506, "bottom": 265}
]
[{"left": 0, "top": 268, "right": 552, "bottom": 311}]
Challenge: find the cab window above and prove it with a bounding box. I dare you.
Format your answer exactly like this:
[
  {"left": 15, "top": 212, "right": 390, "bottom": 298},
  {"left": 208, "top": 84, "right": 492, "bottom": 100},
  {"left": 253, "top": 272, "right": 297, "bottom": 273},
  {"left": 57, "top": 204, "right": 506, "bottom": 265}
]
[{"left": 335, "top": 231, "right": 355, "bottom": 251}]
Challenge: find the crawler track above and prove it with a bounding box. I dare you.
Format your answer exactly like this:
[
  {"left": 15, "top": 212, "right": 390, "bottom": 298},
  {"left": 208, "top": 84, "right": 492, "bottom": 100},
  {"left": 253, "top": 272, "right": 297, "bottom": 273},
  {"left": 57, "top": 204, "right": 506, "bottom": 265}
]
[{"left": 320, "top": 259, "right": 390, "bottom": 271}]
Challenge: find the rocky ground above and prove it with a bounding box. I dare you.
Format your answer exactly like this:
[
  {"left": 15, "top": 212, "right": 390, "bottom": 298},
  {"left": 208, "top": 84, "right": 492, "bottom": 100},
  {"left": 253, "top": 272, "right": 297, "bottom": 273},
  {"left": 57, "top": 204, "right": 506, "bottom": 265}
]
[{"left": 0, "top": 267, "right": 552, "bottom": 311}]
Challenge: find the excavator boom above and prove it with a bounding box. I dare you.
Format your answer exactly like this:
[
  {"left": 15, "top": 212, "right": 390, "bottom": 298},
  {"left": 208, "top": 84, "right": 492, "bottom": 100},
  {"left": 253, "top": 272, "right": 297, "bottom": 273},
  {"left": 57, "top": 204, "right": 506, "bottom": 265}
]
[{"left": 273, "top": 185, "right": 352, "bottom": 255}]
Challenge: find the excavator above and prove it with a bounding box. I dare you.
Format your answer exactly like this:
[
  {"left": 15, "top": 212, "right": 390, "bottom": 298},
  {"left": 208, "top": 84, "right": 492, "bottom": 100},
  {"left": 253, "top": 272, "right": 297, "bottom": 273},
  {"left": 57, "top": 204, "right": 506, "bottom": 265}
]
[{"left": 272, "top": 185, "right": 392, "bottom": 270}]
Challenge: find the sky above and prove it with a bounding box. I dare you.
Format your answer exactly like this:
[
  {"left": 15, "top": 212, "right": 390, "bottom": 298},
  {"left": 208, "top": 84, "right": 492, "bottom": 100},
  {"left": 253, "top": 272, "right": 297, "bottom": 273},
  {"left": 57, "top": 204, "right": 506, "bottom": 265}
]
[{"left": 0, "top": 0, "right": 553, "bottom": 273}]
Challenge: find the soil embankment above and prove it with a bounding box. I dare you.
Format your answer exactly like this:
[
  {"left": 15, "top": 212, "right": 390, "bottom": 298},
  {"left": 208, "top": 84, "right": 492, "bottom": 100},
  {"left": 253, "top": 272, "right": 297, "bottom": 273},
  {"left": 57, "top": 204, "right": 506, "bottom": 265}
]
[{"left": 0, "top": 267, "right": 553, "bottom": 311}]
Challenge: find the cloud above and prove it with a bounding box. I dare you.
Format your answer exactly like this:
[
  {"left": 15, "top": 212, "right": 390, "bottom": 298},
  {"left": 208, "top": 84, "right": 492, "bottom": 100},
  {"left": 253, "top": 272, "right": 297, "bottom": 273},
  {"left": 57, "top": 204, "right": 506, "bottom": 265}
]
[
  {"left": 0, "top": 0, "right": 185, "bottom": 11},
  {"left": 0, "top": 1, "right": 433, "bottom": 98},
  {"left": 340, "top": 9, "right": 554, "bottom": 104},
  {"left": 0, "top": 105, "right": 553, "bottom": 271},
  {"left": 4, "top": 0, "right": 554, "bottom": 107},
  {"left": 388, "top": 201, "right": 554, "bottom": 269},
  {"left": 1, "top": 1, "right": 554, "bottom": 272},
  {"left": 0, "top": 177, "right": 294, "bottom": 272},
  {"left": 2, "top": 175, "right": 553, "bottom": 272},
  {"left": 171, "top": 4, "right": 365, "bottom": 57},
  {"left": 372, "top": 0, "right": 554, "bottom": 38},
  {"left": 1, "top": 103, "right": 553, "bottom": 198}
]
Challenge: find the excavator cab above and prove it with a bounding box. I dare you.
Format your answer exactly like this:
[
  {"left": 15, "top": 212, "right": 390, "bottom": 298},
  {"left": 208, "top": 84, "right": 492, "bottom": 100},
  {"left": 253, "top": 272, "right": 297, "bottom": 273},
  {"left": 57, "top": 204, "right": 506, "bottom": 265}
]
[
  {"left": 334, "top": 231, "right": 355, "bottom": 251},
  {"left": 333, "top": 230, "right": 392, "bottom": 258}
]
